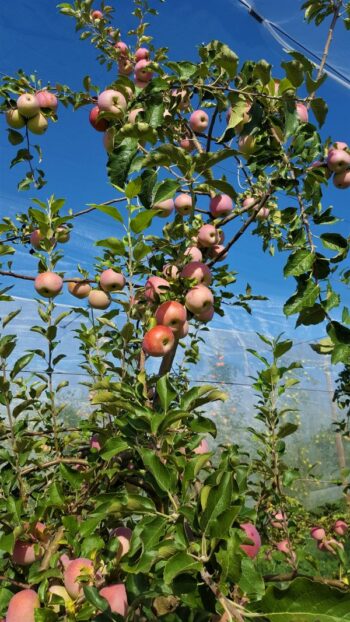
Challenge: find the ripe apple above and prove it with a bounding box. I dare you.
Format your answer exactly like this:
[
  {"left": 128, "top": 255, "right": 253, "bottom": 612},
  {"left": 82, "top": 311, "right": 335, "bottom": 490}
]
[
  {"left": 134, "top": 59, "right": 153, "bottom": 82},
  {"left": 103, "top": 128, "right": 115, "bottom": 153},
  {"left": 34, "top": 272, "right": 63, "bottom": 298},
  {"left": 162, "top": 264, "right": 179, "bottom": 280},
  {"left": 17, "top": 93, "right": 40, "bottom": 118},
  {"left": 99, "top": 268, "right": 126, "bottom": 292},
  {"left": 240, "top": 523, "right": 261, "bottom": 558},
  {"left": 327, "top": 148, "right": 350, "bottom": 173},
  {"left": 310, "top": 527, "right": 325, "bottom": 541},
  {"left": 210, "top": 194, "right": 233, "bottom": 217},
  {"left": 276, "top": 539, "right": 291, "bottom": 554},
  {"left": 68, "top": 280, "right": 91, "bottom": 299},
  {"left": 296, "top": 102, "right": 308, "bottom": 123},
  {"left": 174, "top": 193, "right": 193, "bottom": 216},
  {"left": 238, "top": 135, "right": 256, "bottom": 156},
  {"left": 333, "top": 519, "right": 348, "bottom": 536},
  {"left": 12, "top": 540, "right": 42, "bottom": 565},
  {"left": 155, "top": 300, "right": 187, "bottom": 333},
  {"left": 153, "top": 199, "right": 175, "bottom": 218},
  {"left": 64, "top": 558, "right": 94, "bottom": 599},
  {"left": 99, "top": 584, "right": 128, "bottom": 617},
  {"left": 189, "top": 110, "right": 209, "bottom": 133},
  {"left": 197, "top": 224, "right": 219, "bottom": 248},
  {"left": 184, "top": 246, "right": 202, "bottom": 262},
  {"left": 145, "top": 276, "right": 170, "bottom": 301},
  {"left": 115, "top": 41, "right": 128, "bottom": 56},
  {"left": 185, "top": 284, "right": 214, "bottom": 314},
  {"left": 27, "top": 113, "right": 48, "bottom": 135},
  {"left": 128, "top": 108, "right": 144, "bottom": 123},
  {"left": 6, "top": 109, "right": 26, "bottom": 129},
  {"left": 194, "top": 438, "right": 209, "bottom": 454},
  {"left": 88, "top": 290, "right": 111, "bottom": 310},
  {"left": 142, "top": 325, "right": 175, "bottom": 357},
  {"left": 97, "top": 89, "right": 127, "bottom": 120},
  {"left": 179, "top": 137, "right": 195, "bottom": 152},
  {"left": 89, "top": 106, "right": 109, "bottom": 132},
  {"left": 333, "top": 170, "right": 350, "bottom": 188},
  {"left": 36, "top": 91, "right": 58, "bottom": 110},
  {"left": 91, "top": 9, "right": 103, "bottom": 20},
  {"left": 333, "top": 141, "right": 348, "bottom": 150},
  {"left": 135, "top": 47, "right": 150, "bottom": 61},
  {"left": 118, "top": 58, "right": 134, "bottom": 76},
  {"left": 195, "top": 304, "right": 214, "bottom": 322},
  {"left": 112, "top": 527, "right": 132, "bottom": 557},
  {"left": 256, "top": 207, "right": 270, "bottom": 220},
  {"left": 56, "top": 226, "right": 70, "bottom": 243},
  {"left": 181, "top": 261, "right": 212, "bottom": 286},
  {"left": 6, "top": 589, "right": 40, "bottom": 622},
  {"left": 178, "top": 320, "right": 189, "bottom": 338},
  {"left": 209, "top": 244, "right": 228, "bottom": 261},
  {"left": 242, "top": 197, "right": 257, "bottom": 209}
]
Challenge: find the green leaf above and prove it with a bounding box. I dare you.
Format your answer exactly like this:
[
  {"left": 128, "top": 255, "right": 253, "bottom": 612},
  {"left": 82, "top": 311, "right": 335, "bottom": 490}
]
[
  {"left": 7, "top": 129, "right": 24, "bottom": 145},
  {"left": 239, "top": 557, "right": 265, "bottom": 598},
  {"left": 153, "top": 179, "right": 179, "bottom": 204},
  {"left": 2, "top": 308, "right": 21, "bottom": 328},
  {"left": 320, "top": 233, "right": 348, "bottom": 252},
  {"left": 59, "top": 464, "right": 85, "bottom": 490},
  {"left": 200, "top": 472, "right": 233, "bottom": 531},
  {"left": 125, "top": 177, "right": 142, "bottom": 199},
  {"left": 94, "top": 204, "right": 124, "bottom": 223},
  {"left": 95, "top": 237, "right": 126, "bottom": 255},
  {"left": 310, "top": 97, "right": 328, "bottom": 127},
  {"left": 253, "top": 59, "right": 272, "bottom": 85},
  {"left": 138, "top": 448, "right": 177, "bottom": 493},
  {"left": 101, "top": 438, "right": 129, "bottom": 461},
  {"left": 163, "top": 551, "right": 202, "bottom": 584},
  {"left": 107, "top": 138, "right": 138, "bottom": 188},
  {"left": 83, "top": 586, "right": 109, "bottom": 612},
  {"left": 284, "top": 250, "right": 315, "bottom": 277},
  {"left": 10, "top": 352, "right": 34, "bottom": 379},
  {"left": 281, "top": 60, "right": 304, "bottom": 87},
  {"left": 284, "top": 280, "right": 319, "bottom": 316},
  {"left": 165, "top": 61, "right": 198, "bottom": 79},
  {"left": 250, "top": 577, "right": 350, "bottom": 621},
  {"left": 274, "top": 340, "right": 293, "bottom": 358},
  {"left": 133, "top": 240, "right": 152, "bottom": 261},
  {"left": 130, "top": 209, "right": 158, "bottom": 234},
  {"left": 278, "top": 422, "right": 298, "bottom": 438},
  {"left": 156, "top": 374, "right": 176, "bottom": 411}
]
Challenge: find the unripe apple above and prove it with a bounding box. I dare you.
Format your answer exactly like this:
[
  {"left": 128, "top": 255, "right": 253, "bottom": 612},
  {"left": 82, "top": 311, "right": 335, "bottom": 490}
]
[
  {"left": 333, "top": 141, "right": 348, "bottom": 150},
  {"left": 184, "top": 246, "right": 202, "bottom": 262},
  {"left": 195, "top": 304, "right": 214, "bottom": 322},
  {"left": 64, "top": 557, "right": 94, "bottom": 599},
  {"left": 181, "top": 261, "right": 212, "bottom": 286},
  {"left": 115, "top": 41, "right": 128, "bottom": 56},
  {"left": 113, "top": 526, "right": 132, "bottom": 557},
  {"left": 134, "top": 59, "right": 153, "bottom": 82},
  {"left": 27, "top": 113, "right": 48, "bottom": 135},
  {"left": 179, "top": 137, "right": 195, "bottom": 152},
  {"left": 333, "top": 170, "right": 350, "bottom": 189},
  {"left": 6, "top": 109, "right": 26, "bottom": 129},
  {"left": 242, "top": 197, "right": 257, "bottom": 209},
  {"left": 68, "top": 280, "right": 91, "bottom": 299},
  {"left": 333, "top": 519, "right": 348, "bottom": 536},
  {"left": 30, "top": 229, "right": 44, "bottom": 249},
  {"left": 128, "top": 108, "right": 144, "bottom": 123},
  {"left": 153, "top": 199, "right": 174, "bottom": 218},
  {"left": 142, "top": 325, "right": 175, "bottom": 357},
  {"left": 174, "top": 193, "right": 193, "bottom": 216},
  {"left": 197, "top": 224, "right": 219, "bottom": 248},
  {"left": 17, "top": 93, "right": 40, "bottom": 118},
  {"left": 327, "top": 148, "right": 350, "bottom": 173},
  {"left": 162, "top": 264, "right": 179, "bottom": 280},
  {"left": 178, "top": 320, "right": 189, "bottom": 338},
  {"left": 296, "top": 102, "right": 308, "bottom": 123},
  {"left": 238, "top": 135, "right": 256, "bottom": 156},
  {"left": 99, "top": 584, "right": 128, "bottom": 617},
  {"left": 135, "top": 48, "right": 149, "bottom": 61},
  {"left": 88, "top": 289, "right": 111, "bottom": 310},
  {"left": 34, "top": 272, "right": 63, "bottom": 298},
  {"left": 56, "top": 226, "right": 70, "bottom": 243},
  {"left": 209, "top": 244, "right": 227, "bottom": 261},
  {"left": 310, "top": 526, "right": 326, "bottom": 541},
  {"left": 118, "top": 58, "right": 134, "bottom": 76},
  {"left": 240, "top": 523, "right": 261, "bottom": 559},
  {"left": 194, "top": 438, "right": 209, "bottom": 454},
  {"left": 6, "top": 589, "right": 40, "bottom": 622},
  {"left": 91, "top": 9, "right": 103, "bottom": 20},
  {"left": 99, "top": 268, "right": 126, "bottom": 292},
  {"left": 36, "top": 91, "right": 58, "bottom": 110},
  {"left": 189, "top": 110, "right": 209, "bottom": 133},
  {"left": 276, "top": 539, "right": 291, "bottom": 554},
  {"left": 155, "top": 301, "right": 187, "bottom": 333},
  {"left": 103, "top": 128, "right": 115, "bottom": 153},
  {"left": 256, "top": 207, "right": 270, "bottom": 220},
  {"left": 12, "top": 540, "right": 42, "bottom": 565},
  {"left": 89, "top": 106, "right": 109, "bottom": 132},
  {"left": 97, "top": 89, "right": 127, "bottom": 119},
  {"left": 144, "top": 276, "right": 170, "bottom": 301},
  {"left": 185, "top": 285, "right": 214, "bottom": 314},
  {"left": 210, "top": 194, "right": 233, "bottom": 218}
]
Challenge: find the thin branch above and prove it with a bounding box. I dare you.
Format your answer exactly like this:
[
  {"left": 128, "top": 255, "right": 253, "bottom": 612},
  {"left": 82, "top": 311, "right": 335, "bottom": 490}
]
[
  {"left": 21, "top": 457, "right": 88, "bottom": 476},
  {"left": 0, "top": 575, "right": 31, "bottom": 589},
  {"left": 39, "top": 526, "right": 65, "bottom": 571},
  {"left": 308, "top": 1, "right": 342, "bottom": 102},
  {"left": 206, "top": 106, "right": 219, "bottom": 153}
]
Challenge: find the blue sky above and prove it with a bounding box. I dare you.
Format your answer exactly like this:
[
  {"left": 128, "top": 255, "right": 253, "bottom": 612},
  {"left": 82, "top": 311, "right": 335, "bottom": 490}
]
[{"left": 0, "top": 0, "right": 349, "bottom": 360}]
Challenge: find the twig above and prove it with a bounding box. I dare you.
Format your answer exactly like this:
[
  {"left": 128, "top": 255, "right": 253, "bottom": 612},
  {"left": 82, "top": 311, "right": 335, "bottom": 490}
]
[
  {"left": 21, "top": 457, "right": 88, "bottom": 476},
  {"left": 40, "top": 526, "right": 65, "bottom": 571}
]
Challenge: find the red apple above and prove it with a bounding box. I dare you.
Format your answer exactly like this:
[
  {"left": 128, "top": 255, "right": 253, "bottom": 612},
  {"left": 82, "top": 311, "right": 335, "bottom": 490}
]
[
  {"left": 174, "top": 193, "right": 193, "bottom": 216},
  {"left": 185, "top": 285, "right": 214, "bottom": 314},
  {"left": 210, "top": 194, "right": 233, "bottom": 218},
  {"left": 89, "top": 106, "right": 109, "bottom": 132},
  {"left": 333, "top": 170, "right": 350, "bottom": 189},
  {"left": 178, "top": 320, "right": 189, "bottom": 338},
  {"left": 256, "top": 207, "right": 270, "bottom": 220},
  {"left": 34, "top": 272, "right": 63, "bottom": 298},
  {"left": 270, "top": 511, "right": 287, "bottom": 529},
  {"left": 12, "top": 540, "right": 42, "bottom": 565},
  {"left": 240, "top": 523, "right": 261, "bottom": 559},
  {"left": 242, "top": 197, "right": 257, "bottom": 209},
  {"left": 135, "top": 48, "right": 149, "bottom": 61},
  {"left": 97, "top": 89, "right": 127, "bottom": 120},
  {"left": 64, "top": 558, "right": 94, "bottom": 599},
  {"left": 128, "top": 108, "right": 144, "bottom": 123},
  {"left": 310, "top": 527, "right": 326, "bottom": 541},
  {"left": 155, "top": 301, "right": 187, "bottom": 333},
  {"left": 17, "top": 93, "right": 40, "bottom": 118},
  {"left": 194, "top": 438, "right": 209, "bottom": 454},
  {"left": 296, "top": 102, "right": 308, "bottom": 123},
  {"left": 90, "top": 434, "right": 101, "bottom": 451},
  {"left": 91, "top": 9, "right": 103, "bottom": 20},
  {"left": 118, "top": 58, "right": 134, "bottom": 76},
  {"left": 276, "top": 539, "right": 291, "bottom": 555},
  {"left": 145, "top": 276, "right": 170, "bottom": 301},
  {"left": 6, "top": 589, "right": 40, "bottom": 622},
  {"left": 115, "top": 41, "right": 128, "bottom": 56},
  {"left": 189, "top": 110, "right": 209, "bottom": 133},
  {"left": 99, "top": 268, "right": 126, "bottom": 292},
  {"left": 184, "top": 246, "right": 202, "bottom": 262},
  {"left": 195, "top": 304, "right": 214, "bottom": 322},
  {"left": 134, "top": 59, "right": 153, "bottom": 82},
  {"left": 333, "top": 141, "right": 348, "bottom": 150},
  {"left": 88, "top": 290, "right": 111, "bottom": 310},
  {"left": 333, "top": 520, "right": 348, "bottom": 536},
  {"left": 327, "top": 148, "right": 350, "bottom": 173},
  {"left": 209, "top": 244, "right": 228, "bottom": 261},
  {"left": 134, "top": 79, "right": 148, "bottom": 89},
  {"left": 112, "top": 526, "right": 132, "bottom": 557},
  {"left": 162, "top": 264, "right": 179, "bottom": 280},
  {"left": 153, "top": 199, "right": 174, "bottom": 218},
  {"left": 179, "top": 137, "right": 196, "bottom": 152},
  {"left": 197, "top": 224, "right": 219, "bottom": 248},
  {"left": 142, "top": 325, "right": 175, "bottom": 357},
  {"left": 68, "top": 280, "right": 91, "bottom": 299},
  {"left": 99, "top": 584, "right": 128, "bottom": 617},
  {"left": 36, "top": 91, "right": 58, "bottom": 110},
  {"left": 181, "top": 261, "right": 212, "bottom": 285}
]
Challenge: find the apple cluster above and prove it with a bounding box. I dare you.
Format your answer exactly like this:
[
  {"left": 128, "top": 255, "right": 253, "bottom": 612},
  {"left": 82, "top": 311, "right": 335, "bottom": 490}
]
[
  {"left": 6, "top": 91, "right": 58, "bottom": 136},
  {"left": 310, "top": 519, "right": 348, "bottom": 554}
]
